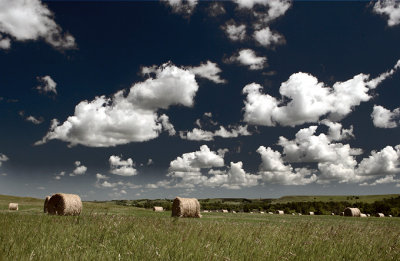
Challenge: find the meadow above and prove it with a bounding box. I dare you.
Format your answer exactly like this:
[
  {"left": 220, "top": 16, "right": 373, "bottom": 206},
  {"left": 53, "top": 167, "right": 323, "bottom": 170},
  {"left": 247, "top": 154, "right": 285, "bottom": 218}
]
[{"left": 1, "top": 195, "right": 400, "bottom": 260}]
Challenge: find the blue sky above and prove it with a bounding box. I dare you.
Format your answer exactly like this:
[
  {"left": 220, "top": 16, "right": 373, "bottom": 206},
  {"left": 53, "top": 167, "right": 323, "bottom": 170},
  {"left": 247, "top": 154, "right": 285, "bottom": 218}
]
[{"left": 0, "top": 0, "right": 400, "bottom": 200}]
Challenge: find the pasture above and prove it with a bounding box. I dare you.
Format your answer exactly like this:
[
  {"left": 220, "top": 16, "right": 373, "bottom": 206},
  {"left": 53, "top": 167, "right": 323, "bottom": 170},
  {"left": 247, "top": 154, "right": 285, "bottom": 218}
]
[{"left": 1, "top": 195, "right": 400, "bottom": 260}]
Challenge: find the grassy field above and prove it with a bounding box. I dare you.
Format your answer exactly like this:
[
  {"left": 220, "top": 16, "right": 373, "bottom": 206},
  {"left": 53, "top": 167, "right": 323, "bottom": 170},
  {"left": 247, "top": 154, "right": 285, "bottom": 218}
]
[
  {"left": 271, "top": 194, "right": 400, "bottom": 204},
  {"left": 1, "top": 195, "right": 400, "bottom": 260}
]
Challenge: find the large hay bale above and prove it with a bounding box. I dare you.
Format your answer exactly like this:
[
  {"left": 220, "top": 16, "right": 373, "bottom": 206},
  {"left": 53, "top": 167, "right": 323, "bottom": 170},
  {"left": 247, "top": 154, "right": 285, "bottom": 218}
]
[
  {"left": 153, "top": 206, "right": 163, "bottom": 212},
  {"left": 309, "top": 212, "right": 314, "bottom": 215},
  {"left": 47, "top": 193, "right": 82, "bottom": 216},
  {"left": 344, "top": 207, "right": 361, "bottom": 217},
  {"left": 375, "top": 213, "right": 385, "bottom": 217},
  {"left": 360, "top": 213, "right": 367, "bottom": 217},
  {"left": 44, "top": 196, "right": 50, "bottom": 213},
  {"left": 171, "top": 197, "right": 201, "bottom": 218},
  {"left": 340, "top": 212, "right": 344, "bottom": 216},
  {"left": 222, "top": 209, "right": 228, "bottom": 213},
  {"left": 276, "top": 210, "right": 284, "bottom": 215},
  {"left": 8, "top": 203, "right": 18, "bottom": 211}
]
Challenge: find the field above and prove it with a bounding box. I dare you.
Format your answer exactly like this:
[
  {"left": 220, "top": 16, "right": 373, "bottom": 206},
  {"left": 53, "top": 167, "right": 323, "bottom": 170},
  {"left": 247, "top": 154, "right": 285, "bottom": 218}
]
[{"left": 1, "top": 195, "right": 400, "bottom": 260}]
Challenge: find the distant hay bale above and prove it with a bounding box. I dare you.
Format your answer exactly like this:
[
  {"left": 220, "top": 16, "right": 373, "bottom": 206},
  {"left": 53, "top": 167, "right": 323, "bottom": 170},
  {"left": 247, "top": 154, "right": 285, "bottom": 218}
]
[
  {"left": 268, "top": 212, "right": 273, "bottom": 215},
  {"left": 298, "top": 213, "right": 302, "bottom": 216},
  {"left": 309, "top": 212, "right": 314, "bottom": 215},
  {"left": 276, "top": 210, "right": 284, "bottom": 215},
  {"left": 222, "top": 209, "right": 228, "bottom": 213},
  {"left": 153, "top": 206, "right": 164, "bottom": 212},
  {"left": 360, "top": 213, "right": 367, "bottom": 217},
  {"left": 367, "top": 214, "right": 370, "bottom": 217},
  {"left": 232, "top": 210, "right": 236, "bottom": 213},
  {"left": 171, "top": 197, "right": 201, "bottom": 218},
  {"left": 260, "top": 211, "right": 264, "bottom": 214},
  {"left": 8, "top": 203, "right": 18, "bottom": 211},
  {"left": 250, "top": 211, "right": 253, "bottom": 214},
  {"left": 47, "top": 193, "right": 82, "bottom": 216},
  {"left": 202, "top": 210, "right": 209, "bottom": 213},
  {"left": 375, "top": 213, "right": 385, "bottom": 217},
  {"left": 331, "top": 213, "right": 335, "bottom": 216},
  {"left": 340, "top": 212, "right": 344, "bottom": 216},
  {"left": 292, "top": 213, "right": 295, "bottom": 215},
  {"left": 344, "top": 207, "right": 361, "bottom": 217},
  {"left": 44, "top": 196, "right": 50, "bottom": 213},
  {"left": 389, "top": 215, "right": 392, "bottom": 217}
]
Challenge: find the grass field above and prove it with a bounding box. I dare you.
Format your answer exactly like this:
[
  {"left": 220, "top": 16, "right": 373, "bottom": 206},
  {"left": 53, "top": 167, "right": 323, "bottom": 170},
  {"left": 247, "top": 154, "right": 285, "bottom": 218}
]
[{"left": 1, "top": 195, "right": 400, "bottom": 260}]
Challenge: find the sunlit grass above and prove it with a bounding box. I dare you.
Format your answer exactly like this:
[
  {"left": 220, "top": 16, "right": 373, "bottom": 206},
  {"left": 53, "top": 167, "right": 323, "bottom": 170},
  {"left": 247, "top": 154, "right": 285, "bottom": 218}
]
[{"left": 1, "top": 199, "right": 400, "bottom": 260}]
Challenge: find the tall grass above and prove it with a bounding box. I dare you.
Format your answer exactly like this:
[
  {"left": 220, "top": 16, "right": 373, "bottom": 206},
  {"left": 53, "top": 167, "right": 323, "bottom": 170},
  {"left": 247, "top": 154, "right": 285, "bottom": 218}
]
[{"left": 1, "top": 205, "right": 400, "bottom": 260}]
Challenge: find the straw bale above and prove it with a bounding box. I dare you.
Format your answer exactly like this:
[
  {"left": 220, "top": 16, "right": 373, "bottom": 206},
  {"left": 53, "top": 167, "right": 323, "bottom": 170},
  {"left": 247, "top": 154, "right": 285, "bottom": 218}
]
[
  {"left": 276, "top": 210, "right": 284, "bottom": 215},
  {"left": 171, "top": 197, "right": 201, "bottom": 218},
  {"left": 153, "top": 206, "right": 164, "bottom": 212},
  {"left": 344, "top": 207, "right": 361, "bottom": 217},
  {"left": 360, "top": 213, "right": 367, "bottom": 217},
  {"left": 8, "top": 203, "right": 18, "bottom": 211},
  {"left": 47, "top": 193, "right": 82, "bottom": 216},
  {"left": 222, "top": 209, "right": 228, "bottom": 213},
  {"left": 375, "top": 213, "right": 385, "bottom": 217},
  {"left": 44, "top": 196, "right": 50, "bottom": 213},
  {"left": 309, "top": 212, "right": 314, "bottom": 215}
]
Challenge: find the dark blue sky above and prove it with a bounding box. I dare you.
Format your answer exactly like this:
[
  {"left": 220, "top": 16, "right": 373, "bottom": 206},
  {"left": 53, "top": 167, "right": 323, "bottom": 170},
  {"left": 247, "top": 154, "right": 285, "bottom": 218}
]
[{"left": 0, "top": 0, "right": 399, "bottom": 200}]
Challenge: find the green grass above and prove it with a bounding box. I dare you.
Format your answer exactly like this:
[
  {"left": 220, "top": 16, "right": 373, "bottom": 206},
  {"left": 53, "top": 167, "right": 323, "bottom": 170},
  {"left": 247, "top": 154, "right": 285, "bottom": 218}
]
[
  {"left": 1, "top": 195, "right": 400, "bottom": 260},
  {"left": 271, "top": 194, "right": 400, "bottom": 204}
]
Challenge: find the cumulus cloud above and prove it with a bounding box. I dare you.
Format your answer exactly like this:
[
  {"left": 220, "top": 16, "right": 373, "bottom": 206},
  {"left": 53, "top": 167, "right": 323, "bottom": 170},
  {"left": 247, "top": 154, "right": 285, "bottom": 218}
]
[
  {"left": 360, "top": 175, "right": 400, "bottom": 186},
  {"left": 357, "top": 145, "right": 400, "bottom": 177},
  {"left": 373, "top": 0, "right": 400, "bottom": 27},
  {"left": 36, "top": 63, "right": 199, "bottom": 147},
  {"left": 223, "top": 22, "right": 246, "bottom": 41},
  {"left": 54, "top": 171, "right": 65, "bottom": 180},
  {"left": 70, "top": 161, "right": 87, "bottom": 176},
  {"left": 242, "top": 60, "right": 400, "bottom": 127},
  {"left": 96, "top": 173, "right": 109, "bottom": 180},
  {"left": 180, "top": 125, "right": 251, "bottom": 141},
  {"left": 159, "top": 114, "right": 176, "bottom": 136},
  {"left": 186, "top": 61, "right": 226, "bottom": 84},
  {"left": 36, "top": 76, "right": 57, "bottom": 95},
  {"left": 109, "top": 155, "right": 137, "bottom": 176},
  {"left": 0, "top": 35, "right": 10, "bottom": 49},
  {"left": 164, "top": 0, "right": 198, "bottom": 16},
  {"left": 253, "top": 27, "right": 284, "bottom": 48},
  {"left": 0, "top": 153, "right": 9, "bottom": 167},
  {"left": 257, "top": 146, "right": 317, "bottom": 185},
  {"left": 228, "top": 49, "right": 267, "bottom": 70},
  {"left": 371, "top": 105, "right": 400, "bottom": 128},
  {"left": 207, "top": 2, "right": 226, "bottom": 17},
  {"left": 0, "top": 0, "right": 76, "bottom": 49},
  {"left": 26, "top": 115, "right": 44, "bottom": 125}
]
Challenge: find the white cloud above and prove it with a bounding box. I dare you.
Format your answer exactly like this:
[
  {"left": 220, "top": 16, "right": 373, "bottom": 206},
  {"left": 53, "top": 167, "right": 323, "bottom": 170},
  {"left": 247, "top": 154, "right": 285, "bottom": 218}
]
[
  {"left": 109, "top": 155, "right": 137, "bottom": 176},
  {"left": 360, "top": 175, "right": 400, "bottom": 186},
  {"left": 321, "top": 120, "right": 354, "bottom": 141},
  {"left": 223, "top": 22, "right": 246, "bottom": 41},
  {"left": 36, "top": 63, "right": 198, "bottom": 147},
  {"left": 242, "top": 60, "right": 400, "bottom": 127},
  {"left": 0, "top": 0, "right": 76, "bottom": 49},
  {"left": 0, "top": 153, "right": 9, "bottom": 167},
  {"left": 180, "top": 125, "right": 251, "bottom": 141},
  {"left": 36, "top": 76, "right": 57, "bottom": 95},
  {"left": 221, "top": 161, "right": 260, "bottom": 189},
  {"left": 371, "top": 105, "right": 400, "bottom": 128},
  {"left": 186, "top": 61, "right": 226, "bottom": 84},
  {"left": 253, "top": 27, "right": 284, "bottom": 48},
  {"left": 54, "top": 171, "right": 65, "bottom": 180},
  {"left": 208, "top": 3, "right": 226, "bottom": 17},
  {"left": 0, "top": 35, "right": 10, "bottom": 49},
  {"left": 229, "top": 49, "right": 267, "bottom": 70},
  {"left": 70, "top": 161, "right": 87, "bottom": 176},
  {"left": 96, "top": 173, "right": 109, "bottom": 180},
  {"left": 373, "top": 0, "right": 400, "bottom": 27},
  {"left": 26, "top": 115, "right": 44, "bottom": 125},
  {"left": 257, "top": 146, "right": 317, "bottom": 185},
  {"left": 159, "top": 114, "right": 176, "bottom": 136},
  {"left": 164, "top": 0, "right": 198, "bottom": 16},
  {"left": 357, "top": 145, "right": 400, "bottom": 176},
  {"left": 147, "top": 159, "right": 153, "bottom": 166},
  {"left": 234, "top": 0, "right": 291, "bottom": 16}
]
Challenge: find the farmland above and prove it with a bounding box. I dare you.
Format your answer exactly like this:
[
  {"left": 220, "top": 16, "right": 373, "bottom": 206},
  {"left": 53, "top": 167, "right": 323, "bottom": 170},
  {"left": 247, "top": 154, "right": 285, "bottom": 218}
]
[{"left": 1, "top": 195, "right": 400, "bottom": 260}]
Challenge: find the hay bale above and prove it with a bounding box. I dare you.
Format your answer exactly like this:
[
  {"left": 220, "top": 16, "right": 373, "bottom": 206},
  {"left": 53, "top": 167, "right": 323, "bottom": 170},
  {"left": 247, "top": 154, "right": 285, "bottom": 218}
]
[
  {"left": 232, "top": 210, "right": 236, "bottom": 213},
  {"left": 367, "top": 214, "right": 370, "bottom": 217},
  {"left": 340, "top": 212, "right": 344, "bottom": 216},
  {"left": 292, "top": 213, "right": 295, "bottom": 215},
  {"left": 375, "top": 213, "right": 385, "bottom": 217},
  {"left": 298, "top": 213, "right": 302, "bottom": 216},
  {"left": 44, "top": 196, "right": 50, "bottom": 213},
  {"left": 276, "top": 210, "right": 284, "bottom": 215},
  {"left": 8, "top": 203, "right": 18, "bottom": 211},
  {"left": 331, "top": 213, "right": 335, "bottom": 216},
  {"left": 344, "top": 207, "right": 361, "bottom": 217},
  {"left": 268, "top": 212, "right": 273, "bottom": 215},
  {"left": 171, "top": 197, "right": 201, "bottom": 218},
  {"left": 389, "top": 215, "right": 393, "bottom": 217},
  {"left": 309, "top": 212, "right": 314, "bottom": 215},
  {"left": 153, "top": 206, "right": 164, "bottom": 212},
  {"left": 360, "top": 213, "right": 367, "bottom": 217},
  {"left": 222, "top": 209, "right": 228, "bottom": 213},
  {"left": 47, "top": 193, "right": 82, "bottom": 216},
  {"left": 260, "top": 211, "right": 265, "bottom": 214},
  {"left": 202, "top": 210, "right": 209, "bottom": 213}
]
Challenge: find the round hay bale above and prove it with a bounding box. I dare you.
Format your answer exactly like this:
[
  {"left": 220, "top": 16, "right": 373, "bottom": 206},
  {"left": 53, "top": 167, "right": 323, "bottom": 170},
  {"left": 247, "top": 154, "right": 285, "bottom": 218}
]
[
  {"left": 171, "top": 197, "right": 201, "bottom": 218},
  {"left": 389, "top": 215, "right": 393, "bottom": 217},
  {"left": 292, "top": 213, "right": 295, "bottom": 215},
  {"left": 309, "top": 212, "right": 315, "bottom": 215},
  {"left": 268, "top": 212, "right": 273, "bottom": 215},
  {"left": 331, "top": 213, "right": 335, "bottom": 216},
  {"left": 202, "top": 210, "right": 209, "bottom": 213},
  {"left": 232, "top": 210, "right": 236, "bottom": 213},
  {"left": 367, "top": 214, "right": 370, "bottom": 217},
  {"left": 8, "top": 203, "right": 18, "bottom": 211},
  {"left": 360, "top": 213, "right": 367, "bottom": 217},
  {"left": 340, "top": 212, "right": 344, "bottom": 216},
  {"left": 153, "top": 206, "right": 164, "bottom": 212},
  {"left": 375, "top": 213, "right": 385, "bottom": 217},
  {"left": 222, "top": 209, "right": 228, "bottom": 213},
  {"left": 344, "top": 207, "right": 361, "bottom": 217},
  {"left": 298, "top": 213, "right": 302, "bottom": 216},
  {"left": 44, "top": 196, "right": 51, "bottom": 213},
  {"left": 47, "top": 193, "right": 82, "bottom": 216},
  {"left": 276, "top": 210, "right": 284, "bottom": 215}
]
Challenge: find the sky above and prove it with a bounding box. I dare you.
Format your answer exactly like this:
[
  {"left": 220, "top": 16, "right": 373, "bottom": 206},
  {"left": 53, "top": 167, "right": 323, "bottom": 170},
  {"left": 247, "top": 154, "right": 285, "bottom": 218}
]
[{"left": 0, "top": 0, "right": 400, "bottom": 201}]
